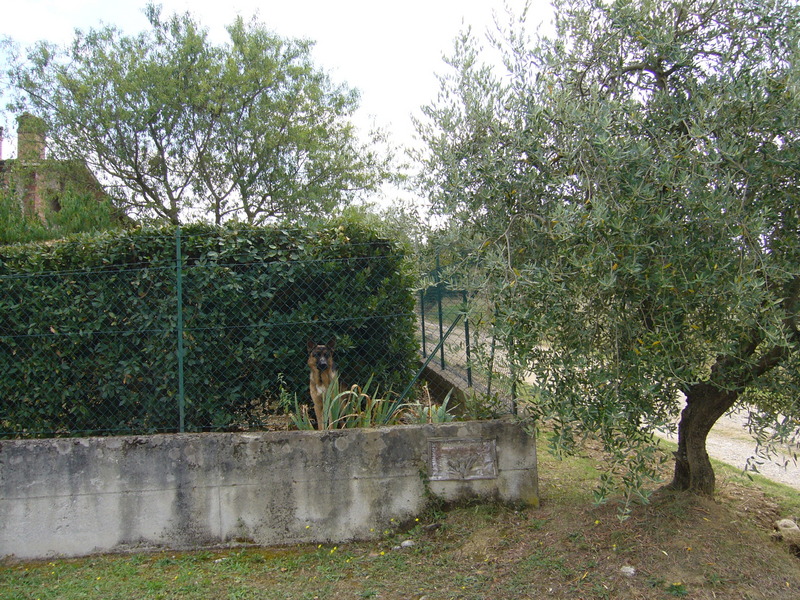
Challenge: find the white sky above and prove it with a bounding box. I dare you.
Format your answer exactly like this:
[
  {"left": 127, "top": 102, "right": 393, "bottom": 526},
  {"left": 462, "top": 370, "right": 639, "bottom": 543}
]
[
  {"left": 1, "top": 0, "right": 552, "bottom": 152},
  {"left": 1, "top": 0, "right": 553, "bottom": 207}
]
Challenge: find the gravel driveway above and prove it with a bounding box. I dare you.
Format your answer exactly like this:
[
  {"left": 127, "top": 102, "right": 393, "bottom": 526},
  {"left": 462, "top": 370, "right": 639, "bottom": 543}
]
[{"left": 659, "top": 408, "right": 800, "bottom": 491}]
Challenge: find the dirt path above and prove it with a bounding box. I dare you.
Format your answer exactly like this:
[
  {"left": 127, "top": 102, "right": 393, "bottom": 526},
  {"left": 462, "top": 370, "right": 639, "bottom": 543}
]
[{"left": 659, "top": 409, "right": 800, "bottom": 491}]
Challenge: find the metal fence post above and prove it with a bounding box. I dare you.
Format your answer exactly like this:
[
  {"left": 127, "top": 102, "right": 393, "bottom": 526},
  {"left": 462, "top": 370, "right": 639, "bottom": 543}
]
[
  {"left": 435, "top": 255, "right": 445, "bottom": 369},
  {"left": 509, "top": 333, "right": 519, "bottom": 416},
  {"left": 511, "top": 378, "right": 518, "bottom": 416},
  {"left": 175, "top": 227, "right": 186, "bottom": 432},
  {"left": 437, "top": 286, "right": 445, "bottom": 369},
  {"left": 420, "top": 289, "right": 427, "bottom": 358},
  {"left": 486, "top": 304, "right": 498, "bottom": 402},
  {"left": 462, "top": 290, "right": 472, "bottom": 388}
]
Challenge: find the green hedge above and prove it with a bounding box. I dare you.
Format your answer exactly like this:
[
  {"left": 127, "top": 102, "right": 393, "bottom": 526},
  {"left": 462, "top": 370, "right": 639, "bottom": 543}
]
[{"left": 0, "top": 223, "right": 419, "bottom": 437}]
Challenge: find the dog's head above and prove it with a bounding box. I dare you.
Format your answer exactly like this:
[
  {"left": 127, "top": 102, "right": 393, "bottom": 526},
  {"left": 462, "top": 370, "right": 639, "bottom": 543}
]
[{"left": 307, "top": 340, "right": 335, "bottom": 372}]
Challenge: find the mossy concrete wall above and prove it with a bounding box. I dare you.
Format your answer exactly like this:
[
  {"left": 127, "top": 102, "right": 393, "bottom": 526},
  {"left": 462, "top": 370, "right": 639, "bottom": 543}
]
[{"left": 0, "top": 419, "right": 537, "bottom": 560}]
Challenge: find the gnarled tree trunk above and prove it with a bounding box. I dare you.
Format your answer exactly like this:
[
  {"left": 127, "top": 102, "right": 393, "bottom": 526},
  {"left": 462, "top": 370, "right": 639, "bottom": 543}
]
[
  {"left": 670, "top": 321, "right": 792, "bottom": 495},
  {"left": 671, "top": 382, "right": 738, "bottom": 495}
]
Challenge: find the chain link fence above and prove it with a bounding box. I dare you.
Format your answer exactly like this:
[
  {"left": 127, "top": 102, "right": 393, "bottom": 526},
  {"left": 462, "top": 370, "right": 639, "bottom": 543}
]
[
  {"left": 0, "top": 226, "right": 420, "bottom": 438},
  {"left": 415, "top": 275, "right": 522, "bottom": 417},
  {"left": 417, "top": 285, "right": 473, "bottom": 385}
]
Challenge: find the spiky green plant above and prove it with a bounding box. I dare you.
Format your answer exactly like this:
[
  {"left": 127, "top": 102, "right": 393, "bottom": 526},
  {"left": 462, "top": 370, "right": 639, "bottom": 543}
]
[{"left": 291, "top": 375, "right": 408, "bottom": 430}]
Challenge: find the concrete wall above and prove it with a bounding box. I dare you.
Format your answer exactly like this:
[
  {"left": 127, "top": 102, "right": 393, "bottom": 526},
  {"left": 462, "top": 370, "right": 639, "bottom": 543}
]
[{"left": 0, "top": 419, "right": 537, "bottom": 560}]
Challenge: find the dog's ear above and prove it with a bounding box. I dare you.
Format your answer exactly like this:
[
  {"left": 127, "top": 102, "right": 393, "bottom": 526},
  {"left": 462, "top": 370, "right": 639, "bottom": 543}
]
[
  {"left": 327, "top": 339, "right": 336, "bottom": 351},
  {"left": 307, "top": 340, "right": 316, "bottom": 352}
]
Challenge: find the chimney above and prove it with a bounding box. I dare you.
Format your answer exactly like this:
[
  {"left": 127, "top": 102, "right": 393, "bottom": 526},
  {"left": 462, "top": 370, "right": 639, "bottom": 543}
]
[{"left": 17, "top": 113, "right": 47, "bottom": 162}]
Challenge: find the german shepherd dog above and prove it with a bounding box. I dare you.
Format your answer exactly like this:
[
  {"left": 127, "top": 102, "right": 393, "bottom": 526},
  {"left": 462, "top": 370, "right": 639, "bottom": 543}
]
[{"left": 307, "top": 340, "right": 337, "bottom": 430}]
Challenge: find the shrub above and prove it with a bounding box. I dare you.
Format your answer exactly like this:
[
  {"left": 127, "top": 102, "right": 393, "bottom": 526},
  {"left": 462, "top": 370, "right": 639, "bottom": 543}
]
[{"left": 0, "top": 222, "right": 419, "bottom": 437}]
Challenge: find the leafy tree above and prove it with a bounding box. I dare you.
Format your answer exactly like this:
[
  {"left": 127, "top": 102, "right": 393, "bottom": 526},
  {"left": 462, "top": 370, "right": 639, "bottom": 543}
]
[
  {"left": 197, "top": 17, "right": 390, "bottom": 225},
  {"left": 416, "top": 0, "right": 800, "bottom": 500},
  {"left": 7, "top": 4, "right": 390, "bottom": 225}
]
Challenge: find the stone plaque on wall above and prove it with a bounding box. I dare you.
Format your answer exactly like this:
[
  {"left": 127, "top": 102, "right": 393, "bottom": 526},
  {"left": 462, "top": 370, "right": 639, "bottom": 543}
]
[{"left": 429, "top": 438, "right": 498, "bottom": 481}]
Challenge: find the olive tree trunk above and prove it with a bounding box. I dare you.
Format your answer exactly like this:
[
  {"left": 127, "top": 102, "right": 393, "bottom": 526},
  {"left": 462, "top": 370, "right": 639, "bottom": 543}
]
[{"left": 670, "top": 383, "right": 738, "bottom": 495}]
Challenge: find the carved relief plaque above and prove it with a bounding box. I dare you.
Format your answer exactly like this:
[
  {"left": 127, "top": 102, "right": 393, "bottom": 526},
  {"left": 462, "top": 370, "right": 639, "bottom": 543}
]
[{"left": 429, "top": 438, "right": 498, "bottom": 481}]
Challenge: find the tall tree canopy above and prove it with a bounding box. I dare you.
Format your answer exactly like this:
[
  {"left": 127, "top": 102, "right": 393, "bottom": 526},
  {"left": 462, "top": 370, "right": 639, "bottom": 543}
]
[
  {"left": 417, "top": 0, "right": 800, "bottom": 500},
  {"left": 7, "top": 4, "right": 390, "bottom": 225}
]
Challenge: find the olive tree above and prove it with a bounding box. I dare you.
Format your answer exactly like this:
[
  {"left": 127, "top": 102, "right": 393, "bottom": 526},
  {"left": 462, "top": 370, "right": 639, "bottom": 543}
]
[
  {"left": 416, "top": 0, "right": 800, "bottom": 499},
  {"left": 8, "top": 4, "right": 389, "bottom": 224}
]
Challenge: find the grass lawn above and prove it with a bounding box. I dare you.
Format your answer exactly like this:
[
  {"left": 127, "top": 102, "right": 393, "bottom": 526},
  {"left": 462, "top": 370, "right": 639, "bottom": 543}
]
[{"left": 2, "top": 436, "right": 799, "bottom": 599}]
